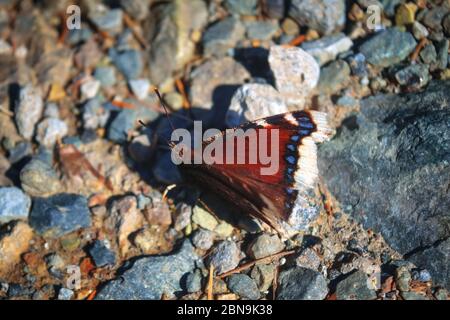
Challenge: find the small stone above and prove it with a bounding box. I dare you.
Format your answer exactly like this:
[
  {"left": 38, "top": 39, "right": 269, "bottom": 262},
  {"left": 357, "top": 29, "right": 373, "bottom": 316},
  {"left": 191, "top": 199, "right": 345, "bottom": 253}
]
[
  {"left": 45, "top": 253, "right": 65, "bottom": 270},
  {"left": 346, "top": 53, "right": 368, "bottom": 77},
  {"left": 0, "top": 187, "right": 31, "bottom": 224},
  {"left": 133, "top": 227, "right": 165, "bottom": 255},
  {"left": 57, "top": 288, "right": 74, "bottom": 300},
  {"left": 335, "top": 270, "right": 377, "bottom": 300},
  {"left": 411, "top": 268, "right": 432, "bottom": 282},
  {"left": 107, "top": 109, "right": 137, "bottom": 144},
  {"left": 248, "top": 233, "right": 285, "bottom": 259},
  {"left": 14, "top": 85, "right": 44, "bottom": 140},
  {"left": 202, "top": 17, "right": 245, "bottom": 57},
  {"left": 47, "top": 84, "right": 66, "bottom": 102},
  {"left": 444, "top": 14, "right": 450, "bottom": 37},
  {"left": 435, "top": 39, "right": 449, "bottom": 70},
  {"left": 0, "top": 222, "right": 33, "bottom": 278},
  {"left": 192, "top": 206, "right": 218, "bottom": 231},
  {"left": 29, "top": 193, "right": 91, "bottom": 238},
  {"left": 225, "top": 0, "right": 258, "bottom": 16},
  {"left": 105, "top": 195, "right": 143, "bottom": 257},
  {"left": 434, "top": 287, "right": 449, "bottom": 300},
  {"left": 44, "top": 103, "right": 60, "bottom": 119},
  {"left": 80, "top": 78, "right": 101, "bottom": 99},
  {"left": 185, "top": 269, "right": 203, "bottom": 293},
  {"left": 67, "top": 28, "right": 93, "bottom": 45},
  {"left": 420, "top": 43, "right": 437, "bottom": 65},
  {"left": 227, "top": 274, "right": 260, "bottom": 300},
  {"left": 119, "top": 0, "right": 149, "bottom": 21},
  {"left": 82, "top": 99, "right": 110, "bottom": 130},
  {"left": 295, "top": 247, "right": 321, "bottom": 271},
  {"left": 336, "top": 95, "right": 358, "bottom": 108},
  {"left": 250, "top": 264, "right": 276, "bottom": 292},
  {"left": 95, "top": 240, "right": 199, "bottom": 299},
  {"left": 164, "top": 92, "right": 184, "bottom": 110},
  {"left": 208, "top": 241, "right": 242, "bottom": 274},
  {"left": 412, "top": 21, "right": 429, "bottom": 40},
  {"left": 318, "top": 60, "right": 351, "bottom": 94},
  {"left": 359, "top": 28, "right": 417, "bottom": 67},
  {"left": 226, "top": 83, "right": 289, "bottom": 127},
  {"left": 93, "top": 67, "right": 116, "bottom": 87},
  {"left": 129, "top": 79, "right": 150, "bottom": 100},
  {"left": 189, "top": 57, "right": 250, "bottom": 111},
  {"left": 35, "top": 118, "right": 68, "bottom": 148},
  {"left": 268, "top": 45, "right": 319, "bottom": 107},
  {"left": 281, "top": 18, "right": 299, "bottom": 36},
  {"left": 174, "top": 203, "right": 192, "bottom": 231},
  {"left": 263, "top": 0, "right": 285, "bottom": 19},
  {"left": 128, "top": 132, "right": 154, "bottom": 163},
  {"left": 288, "top": 0, "right": 346, "bottom": 35},
  {"left": 301, "top": 33, "right": 353, "bottom": 66},
  {"left": 88, "top": 240, "right": 116, "bottom": 267},
  {"left": 394, "top": 64, "right": 430, "bottom": 89},
  {"left": 214, "top": 222, "right": 234, "bottom": 238},
  {"left": 395, "top": 3, "right": 417, "bottom": 26},
  {"left": 60, "top": 233, "right": 81, "bottom": 252},
  {"left": 395, "top": 266, "right": 411, "bottom": 292},
  {"left": 110, "top": 48, "right": 143, "bottom": 80},
  {"left": 422, "top": 7, "right": 448, "bottom": 32},
  {"left": 20, "top": 159, "right": 62, "bottom": 197},
  {"left": 7, "top": 141, "right": 32, "bottom": 164},
  {"left": 90, "top": 8, "right": 123, "bottom": 35},
  {"left": 277, "top": 267, "right": 328, "bottom": 300},
  {"left": 245, "top": 20, "right": 279, "bottom": 41},
  {"left": 192, "top": 228, "right": 215, "bottom": 250}
]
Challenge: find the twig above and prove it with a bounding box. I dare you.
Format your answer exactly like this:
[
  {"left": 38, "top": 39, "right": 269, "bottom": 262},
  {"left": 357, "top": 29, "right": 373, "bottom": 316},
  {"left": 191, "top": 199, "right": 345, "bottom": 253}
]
[
  {"left": 0, "top": 106, "right": 13, "bottom": 117},
  {"left": 123, "top": 13, "right": 147, "bottom": 49},
  {"left": 207, "top": 264, "right": 214, "bottom": 300},
  {"left": 410, "top": 38, "right": 428, "bottom": 62},
  {"left": 218, "top": 250, "right": 296, "bottom": 279},
  {"left": 175, "top": 78, "right": 191, "bottom": 109},
  {"left": 272, "top": 265, "right": 279, "bottom": 300}
]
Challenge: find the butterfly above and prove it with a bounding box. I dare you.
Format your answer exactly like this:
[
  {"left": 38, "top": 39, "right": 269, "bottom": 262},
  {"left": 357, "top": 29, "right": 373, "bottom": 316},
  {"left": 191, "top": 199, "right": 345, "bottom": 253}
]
[{"left": 155, "top": 90, "right": 333, "bottom": 238}]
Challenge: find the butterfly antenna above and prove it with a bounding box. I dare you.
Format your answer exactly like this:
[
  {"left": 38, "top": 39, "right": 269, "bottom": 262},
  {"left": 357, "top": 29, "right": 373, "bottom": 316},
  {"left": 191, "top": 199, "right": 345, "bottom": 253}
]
[{"left": 154, "top": 87, "right": 176, "bottom": 133}]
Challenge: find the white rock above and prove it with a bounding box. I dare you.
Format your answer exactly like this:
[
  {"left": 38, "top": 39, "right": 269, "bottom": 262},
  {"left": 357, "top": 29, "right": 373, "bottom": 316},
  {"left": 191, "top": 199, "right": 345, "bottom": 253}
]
[
  {"left": 301, "top": 33, "right": 353, "bottom": 66},
  {"left": 268, "top": 45, "right": 320, "bottom": 108},
  {"left": 80, "top": 78, "right": 101, "bottom": 99},
  {"left": 14, "top": 85, "right": 44, "bottom": 140},
  {"left": 226, "top": 83, "right": 288, "bottom": 127},
  {"left": 129, "top": 79, "right": 150, "bottom": 100},
  {"left": 36, "top": 118, "right": 68, "bottom": 148}
]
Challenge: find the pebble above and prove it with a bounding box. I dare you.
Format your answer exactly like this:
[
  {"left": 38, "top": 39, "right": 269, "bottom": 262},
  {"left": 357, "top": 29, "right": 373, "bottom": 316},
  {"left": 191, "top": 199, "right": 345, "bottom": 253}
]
[
  {"left": 189, "top": 56, "right": 250, "bottom": 111},
  {"left": 90, "top": 8, "right": 123, "bottom": 36},
  {"left": 163, "top": 92, "right": 184, "bottom": 110},
  {"left": 214, "top": 222, "right": 234, "bottom": 238},
  {"left": 35, "top": 118, "right": 68, "bottom": 148},
  {"left": 301, "top": 33, "right": 353, "bottom": 66},
  {"left": 422, "top": 7, "right": 448, "bottom": 32},
  {"left": 44, "top": 103, "right": 60, "bottom": 119},
  {"left": 107, "top": 109, "right": 137, "bottom": 143},
  {"left": 395, "top": 266, "right": 411, "bottom": 292},
  {"left": 14, "top": 85, "right": 44, "bottom": 140},
  {"left": 67, "top": 27, "right": 93, "bottom": 45},
  {"left": 395, "top": 3, "right": 417, "bottom": 26},
  {"left": 281, "top": 18, "right": 300, "bottom": 36},
  {"left": 0, "top": 187, "right": 31, "bottom": 224},
  {"left": 0, "top": 222, "right": 33, "bottom": 278},
  {"left": 346, "top": 53, "right": 368, "bottom": 77},
  {"left": 226, "top": 83, "right": 288, "bottom": 127},
  {"left": 359, "top": 28, "right": 417, "bottom": 67},
  {"left": 88, "top": 240, "right": 116, "bottom": 267},
  {"left": 412, "top": 21, "right": 429, "bottom": 40},
  {"left": 318, "top": 60, "right": 351, "bottom": 94},
  {"left": 444, "top": 14, "right": 450, "bottom": 37},
  {"left": 288, "top": 0, "right": 346, "bottom": 35},
  {"left": 185, "top": 269, "right": 203, "bottom": 293},
  {"left": 335, "top": 270, "right": 377, "bottom": 300},
  {"left": 268, "top": 45, "right": 319, "bottom": 107},
  {"left": 336, "top": 94, "right": 358, "bottom": 108},
  {"left": 128, "top": 79, "right": 150, "bottom": 100},
  {"left": 227, "top": 274, "right": 260, "bottom": 300},
  {"left": 263, "top": 0, "right": 285, "bottom": 19},
  {"left": 420, "top": 44, "right": 437, "bottom": 65},
  {"left": 20, "top": 158, "right": 62, "bottom": 197},
  {"left": 411, "top": 269, "right": 432, "bottom": 282},
  {"left": 394, "top": 64, "right": 430, "bottom": 89},
  {"left": 434, "top": 287, "right": 449, "bottom": 300},
  {"left": 82, "top": 99, "right": 110, "bottom": 130},
  {"left": 109, "top": 48, "right": 143, "bottom": 80},
  {"left": 250, "top": 264, "right": 276, "bottom": 292},
  {"left": 202, "top": 16, "right": 245, "bottom": 57},
  {"left": 174, "top": 203, "right": 192, "bottom": 231},
  {"left": 95, "top": 240, "right": 199, "bottom": 299},
  {"left": 93, "top": 66, "right": 116, "bottom": 87},
  {"left": 7, "top": 141, "right": 32, "bottom": 164},
  {"left": 277, "top": 267, "right": 328, "bottom": 300},
  {"left": 128, "top": 132, "right": 154, "bottom": 163},
  {"left": 57, "top": 288, "right": 74, "bottom": 300},
  {"left": 248, "top": 233, "right": 285, "bottom": 259},
  {"left": 208, "top": 241, "right": 242, "bottom": 274},
  {"left": 29, "top": 193, "right": 91, "bottom": 238},
  {"left": 245, "top": 20, "right": 279, "bottom": 41},
  {"left": 192, "top": 229, "right": 215, "bottom": 250},
  {"left": 295, "top": 247, "right": 321, "bottom": 271},
  {"left": 80, "top": 78, "right": 101, "bottom": 99},
  {"left": 152, "top": 151, "right": 182, "bottom": 185},
  {"left": 435, "top": 39, "right": 449, "bottom": 70},
  {"left": 225, "top": 0, "right": 258, "bottom": 16},
  {"left": 192, "top": 205, "right": 218, "bottom": 231}
]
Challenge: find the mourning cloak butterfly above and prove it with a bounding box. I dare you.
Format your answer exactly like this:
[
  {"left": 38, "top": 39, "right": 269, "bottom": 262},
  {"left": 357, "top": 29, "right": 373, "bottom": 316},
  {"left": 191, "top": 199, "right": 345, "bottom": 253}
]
[{"left": 173, "top": 110, "right": 333, "bottom": 238}]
